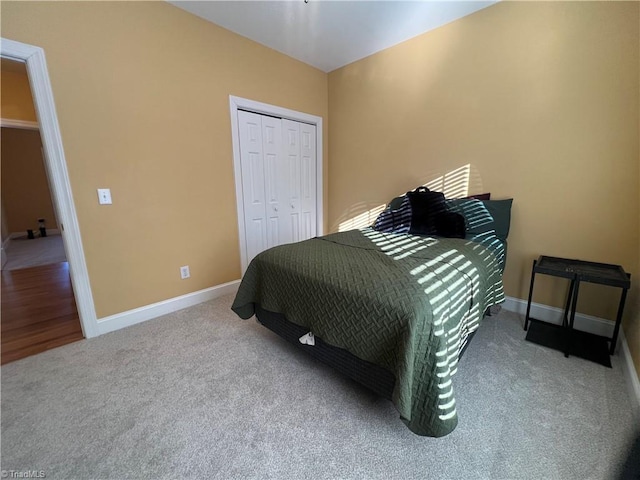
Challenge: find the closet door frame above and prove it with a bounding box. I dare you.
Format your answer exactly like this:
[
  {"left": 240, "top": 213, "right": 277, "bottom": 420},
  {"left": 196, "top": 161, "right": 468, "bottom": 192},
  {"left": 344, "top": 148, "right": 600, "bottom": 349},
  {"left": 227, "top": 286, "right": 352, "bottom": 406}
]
[{"left": 229, "top": 95, "right": 323, "bottom": 274}]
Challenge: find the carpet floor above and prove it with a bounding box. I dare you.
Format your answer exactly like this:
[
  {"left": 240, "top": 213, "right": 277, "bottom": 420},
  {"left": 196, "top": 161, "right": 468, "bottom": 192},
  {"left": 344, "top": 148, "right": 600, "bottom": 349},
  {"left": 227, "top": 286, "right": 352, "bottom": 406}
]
[{"left": 1, "top": 294, "right": 636, "bottom": 479}]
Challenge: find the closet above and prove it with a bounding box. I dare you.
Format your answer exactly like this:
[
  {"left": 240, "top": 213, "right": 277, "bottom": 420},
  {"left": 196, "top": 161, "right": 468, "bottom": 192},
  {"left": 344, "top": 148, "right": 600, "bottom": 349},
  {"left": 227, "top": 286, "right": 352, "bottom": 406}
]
[{"left": 237, "top": 110, "right": 317, "bottom": 265}]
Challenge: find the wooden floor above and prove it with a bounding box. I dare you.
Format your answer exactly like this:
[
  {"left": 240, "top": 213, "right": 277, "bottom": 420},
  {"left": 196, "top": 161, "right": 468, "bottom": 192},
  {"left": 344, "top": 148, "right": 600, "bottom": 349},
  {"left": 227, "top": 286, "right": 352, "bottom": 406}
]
[{"left": 1, "top": 262, "right": 84, "bottom": 365}]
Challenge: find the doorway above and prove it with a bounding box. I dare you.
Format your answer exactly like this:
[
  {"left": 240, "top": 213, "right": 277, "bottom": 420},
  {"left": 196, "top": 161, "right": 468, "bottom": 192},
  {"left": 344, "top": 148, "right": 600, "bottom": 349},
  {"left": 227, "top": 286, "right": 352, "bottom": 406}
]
[
  {"left": 0, "top": 58, "right": 84, "bottom": 364},
  {"left": 1, "top": 122, "right": 63, "bottom": 271},
  {"left": 1, "top": 38, "right": 99, "bottom": 360}
]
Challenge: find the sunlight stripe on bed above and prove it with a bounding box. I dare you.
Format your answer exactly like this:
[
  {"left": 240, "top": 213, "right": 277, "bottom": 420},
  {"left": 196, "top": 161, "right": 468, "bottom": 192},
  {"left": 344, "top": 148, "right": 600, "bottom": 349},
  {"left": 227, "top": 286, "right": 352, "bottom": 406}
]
[{"left": 361, "top": 227, "right": 503, "bottom": 426}]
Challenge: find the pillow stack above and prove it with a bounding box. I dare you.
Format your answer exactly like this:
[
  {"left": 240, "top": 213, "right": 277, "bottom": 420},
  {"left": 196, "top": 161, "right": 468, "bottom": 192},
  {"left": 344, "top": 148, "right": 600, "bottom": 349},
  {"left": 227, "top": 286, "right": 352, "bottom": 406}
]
[
  {"left": 373, "top": 187, "right": 467, "bottom": 238},
  {"left": 372, "top": 188, "right": 513, "bottom": 243},
  {"left": 372, "top": 187, "right": 513, "bottom": 272}
]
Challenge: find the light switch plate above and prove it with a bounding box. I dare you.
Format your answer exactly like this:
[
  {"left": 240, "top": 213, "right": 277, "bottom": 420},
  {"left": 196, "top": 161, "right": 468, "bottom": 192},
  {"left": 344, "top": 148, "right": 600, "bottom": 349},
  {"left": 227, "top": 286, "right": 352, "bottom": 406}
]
[
  {"left": 180, "top": 265, "right": 190, "bottom": 279},
  {"left": 97, "top": 188, "right": 112, "bottom": 205}
]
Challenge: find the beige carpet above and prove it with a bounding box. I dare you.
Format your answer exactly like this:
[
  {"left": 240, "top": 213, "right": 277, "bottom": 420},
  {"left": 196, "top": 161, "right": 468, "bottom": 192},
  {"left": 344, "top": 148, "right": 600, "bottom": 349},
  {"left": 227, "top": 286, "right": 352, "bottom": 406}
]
[
  {"left": 3, "top": 234, "right": 67, "bottom": 271},
  {"left": 1, "top": 294, "right": 637, "bottom": 479}
]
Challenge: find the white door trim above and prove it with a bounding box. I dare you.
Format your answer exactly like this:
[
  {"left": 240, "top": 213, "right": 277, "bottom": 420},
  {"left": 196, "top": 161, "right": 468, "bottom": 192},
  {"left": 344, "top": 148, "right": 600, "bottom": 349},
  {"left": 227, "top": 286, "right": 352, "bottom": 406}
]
[
  {"left": 229, "top": 95, "right": 323, "bottom": 273},
  {"left": 1, "top": 38, "right": 99, "bottom": 338}
]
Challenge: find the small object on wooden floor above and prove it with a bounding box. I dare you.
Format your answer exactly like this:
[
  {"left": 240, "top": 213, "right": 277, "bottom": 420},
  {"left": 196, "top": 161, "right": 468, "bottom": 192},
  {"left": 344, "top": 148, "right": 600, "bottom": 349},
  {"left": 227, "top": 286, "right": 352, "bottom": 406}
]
[{"left": 38, "top": 218, "right": 47, "bottom": 237}]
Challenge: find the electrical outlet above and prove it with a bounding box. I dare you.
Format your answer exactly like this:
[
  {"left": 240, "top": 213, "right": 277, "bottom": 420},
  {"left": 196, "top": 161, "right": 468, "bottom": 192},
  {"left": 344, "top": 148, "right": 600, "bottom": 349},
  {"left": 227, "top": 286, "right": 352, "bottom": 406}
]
[{"left": 180, "top": 265, "right": 190, "bottom": 279}]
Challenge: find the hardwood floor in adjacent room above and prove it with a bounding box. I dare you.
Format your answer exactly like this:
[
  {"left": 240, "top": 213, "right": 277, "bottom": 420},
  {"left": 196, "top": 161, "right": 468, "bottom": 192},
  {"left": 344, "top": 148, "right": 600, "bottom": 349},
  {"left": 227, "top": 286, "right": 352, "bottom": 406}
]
[{"left": 1, "top": 262, "right": 84, "bottom": 365}]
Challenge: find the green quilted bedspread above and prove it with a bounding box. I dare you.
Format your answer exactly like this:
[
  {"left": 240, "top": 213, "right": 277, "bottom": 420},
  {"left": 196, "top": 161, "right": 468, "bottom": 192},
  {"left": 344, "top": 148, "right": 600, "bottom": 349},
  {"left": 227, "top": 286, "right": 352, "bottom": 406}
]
[{"left": 231, "top": 227, "right": 505, "bottom": 437}]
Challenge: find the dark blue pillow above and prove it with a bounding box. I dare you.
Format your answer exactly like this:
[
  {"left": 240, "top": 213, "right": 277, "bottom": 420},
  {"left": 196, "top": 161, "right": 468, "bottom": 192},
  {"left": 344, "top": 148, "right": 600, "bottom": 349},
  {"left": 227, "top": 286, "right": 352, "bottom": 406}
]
[
  {"left": 372, "top": 196, "right": 411, "bottom": 233},
  {"left": 446, "top": 198, "right": 513, "bottom": 242}
]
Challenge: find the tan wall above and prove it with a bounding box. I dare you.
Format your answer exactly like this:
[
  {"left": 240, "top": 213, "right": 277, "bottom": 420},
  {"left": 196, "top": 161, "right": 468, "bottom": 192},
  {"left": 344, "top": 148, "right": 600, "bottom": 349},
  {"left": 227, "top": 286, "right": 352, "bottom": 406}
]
[
  {"left": 2, "top": 1, "right": 328, "bottom": 318},
  {"left": 631, "top": 104, "right": 640, "bottom": 376},
  {"left": 1, "top": 65, "right": 37, "bottom": 122},
  {"left": 328, "top": 2, "right": 639, "bottom": 369},
  {"left": 1, "top": 128, "right": 57, "bottom": 233},
  {"left": 1, "top": 62, "right": 54, "bottom": 235}
]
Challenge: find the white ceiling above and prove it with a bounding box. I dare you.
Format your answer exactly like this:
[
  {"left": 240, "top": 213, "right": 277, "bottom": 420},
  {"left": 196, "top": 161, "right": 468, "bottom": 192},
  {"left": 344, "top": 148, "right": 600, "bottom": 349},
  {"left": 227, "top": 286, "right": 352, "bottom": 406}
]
[{"left": 168, "top": 1, "right": 497, "bottom": 72}]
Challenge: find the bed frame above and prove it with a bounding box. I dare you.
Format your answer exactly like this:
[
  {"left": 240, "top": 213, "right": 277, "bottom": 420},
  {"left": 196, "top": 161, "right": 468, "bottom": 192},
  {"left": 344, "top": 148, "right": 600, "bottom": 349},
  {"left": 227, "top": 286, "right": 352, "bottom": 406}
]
[{"left": 255, "top": 303, "right": 479, "bottom": 400}]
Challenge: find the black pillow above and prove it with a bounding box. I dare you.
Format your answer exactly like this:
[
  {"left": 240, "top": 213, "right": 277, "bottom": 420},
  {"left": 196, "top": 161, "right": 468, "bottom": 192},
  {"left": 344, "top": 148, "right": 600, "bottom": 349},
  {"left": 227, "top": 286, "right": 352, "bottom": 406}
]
[{"left": 407, "top": 187, "right": 446, "bottom": 235}]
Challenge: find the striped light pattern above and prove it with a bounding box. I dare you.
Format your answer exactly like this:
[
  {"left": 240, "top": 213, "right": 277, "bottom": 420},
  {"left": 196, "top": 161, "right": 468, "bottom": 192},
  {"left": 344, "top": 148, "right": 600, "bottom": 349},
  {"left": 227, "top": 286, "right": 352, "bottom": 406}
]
[
  {"left": 424, "top": 164, "right": 471, "bottom": 199},
  {"left": 338, "top": 204, "right": 386, "bottom": 232},
  {"left": 338, "top": 164, "right": 473, "bottom": 234},
  {"left": 362, "top": 227, "right": 504, "bottom": 422}
]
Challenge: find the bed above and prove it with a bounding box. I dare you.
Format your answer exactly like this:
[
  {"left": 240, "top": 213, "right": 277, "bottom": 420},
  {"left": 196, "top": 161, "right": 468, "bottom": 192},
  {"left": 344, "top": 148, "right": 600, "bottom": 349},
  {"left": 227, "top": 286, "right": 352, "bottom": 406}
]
[{"left": 231, "top": 194, "right": 512, "bottom": 437}]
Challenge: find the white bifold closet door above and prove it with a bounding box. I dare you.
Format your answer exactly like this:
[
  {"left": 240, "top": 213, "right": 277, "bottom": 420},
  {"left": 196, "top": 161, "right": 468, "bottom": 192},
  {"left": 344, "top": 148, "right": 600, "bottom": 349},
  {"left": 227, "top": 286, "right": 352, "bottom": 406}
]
[{"left": 238, "top": 110, "right": 317, "bottom": 265}]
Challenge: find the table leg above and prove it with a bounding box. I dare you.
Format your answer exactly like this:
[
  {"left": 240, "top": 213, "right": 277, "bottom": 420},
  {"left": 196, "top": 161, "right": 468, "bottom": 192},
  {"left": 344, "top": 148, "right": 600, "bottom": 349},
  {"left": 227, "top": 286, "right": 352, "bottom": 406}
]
[
  {"left": 524, "top": 259, "right": 537, "bottom": 331},
  {"left": 563, "top": 277, "right": 576, "bottom": 328},
  {"left": 610, "top": 279, "right": 630, "bottom": 355},
  {"left": 565, "top": 276, "right": 580, "bottom": 358}
]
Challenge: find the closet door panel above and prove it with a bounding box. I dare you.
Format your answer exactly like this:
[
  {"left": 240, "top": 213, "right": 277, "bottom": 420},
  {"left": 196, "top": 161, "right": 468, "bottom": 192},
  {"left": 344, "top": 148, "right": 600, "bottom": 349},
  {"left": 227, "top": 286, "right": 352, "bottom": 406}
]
[
  {"left": 282, "top": 119, "right": 301, "bottom": 242},
  {"left": 290, "top": 213, "right": 300, "bottom": 243},
  {"left": 261, "top": 115, "right": 287, "bottom": 247},
  {"left": 238, "top": 110, "right": 267, "bottom": 264}
]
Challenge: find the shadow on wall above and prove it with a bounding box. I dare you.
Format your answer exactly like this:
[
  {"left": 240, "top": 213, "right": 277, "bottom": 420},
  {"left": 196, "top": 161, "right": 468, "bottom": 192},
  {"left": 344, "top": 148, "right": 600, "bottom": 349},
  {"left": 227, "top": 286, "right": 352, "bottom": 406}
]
[{"left": 334, "top": 163, "right": 485, "bottom": 232}]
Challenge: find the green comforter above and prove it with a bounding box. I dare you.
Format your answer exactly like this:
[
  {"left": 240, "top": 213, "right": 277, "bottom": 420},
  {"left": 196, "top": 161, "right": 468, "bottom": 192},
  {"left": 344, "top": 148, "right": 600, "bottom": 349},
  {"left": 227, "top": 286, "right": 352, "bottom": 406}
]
[{"left": 232, "top": 227, "right": 505, "bottom": 437}]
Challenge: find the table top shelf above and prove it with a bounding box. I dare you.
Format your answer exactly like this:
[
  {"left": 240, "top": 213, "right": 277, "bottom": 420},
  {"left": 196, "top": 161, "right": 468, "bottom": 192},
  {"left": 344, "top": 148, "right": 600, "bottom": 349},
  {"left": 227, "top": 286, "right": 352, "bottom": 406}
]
[{"left": 535, "top": 256, "right": 630, "bottom": 289}]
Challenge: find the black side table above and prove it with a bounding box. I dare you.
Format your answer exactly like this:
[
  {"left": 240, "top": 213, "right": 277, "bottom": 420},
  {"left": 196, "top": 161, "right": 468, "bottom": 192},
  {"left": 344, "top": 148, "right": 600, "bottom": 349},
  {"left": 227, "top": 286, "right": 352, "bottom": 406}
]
[{"left": 524, "top": 256, "right": 630, "bottom": 367}]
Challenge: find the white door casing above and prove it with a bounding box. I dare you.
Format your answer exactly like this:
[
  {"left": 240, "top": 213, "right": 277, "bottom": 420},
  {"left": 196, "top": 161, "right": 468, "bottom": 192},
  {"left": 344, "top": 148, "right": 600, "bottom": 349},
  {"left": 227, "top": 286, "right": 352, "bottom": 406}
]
[
  {"left": 230, "top": 96, "right": 323, "bottom": 273},
  {"left": 1, "top": 38, "right": 98, "bottom": 337},
  {"left": 299, "top": 121, "right": 317, "bottom": 241}
]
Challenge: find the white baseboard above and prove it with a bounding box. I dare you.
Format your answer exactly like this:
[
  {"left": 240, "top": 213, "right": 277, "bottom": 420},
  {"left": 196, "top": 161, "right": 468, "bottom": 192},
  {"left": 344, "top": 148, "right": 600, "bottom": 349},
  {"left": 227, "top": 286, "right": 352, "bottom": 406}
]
[
  {"left": 503, "top": 296, "right": 615, "bottom": 337},
  {"left": 10, "top": 228, "right": 61, "bottom": 239},
  {"left": 1, "top": 118, "right": 39, "bottom": 130},
  {"left": 503, "top": 296, "right": 640, "bottom": 412},
  {"left": 96, "top": 280, "right": 241, "bottom": 335},
  {"left": 1, "top": 235, "right": 9, "bottom": 269},
  {"left": 620, "top": 329, "right": 640, "bottom": 418}
]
